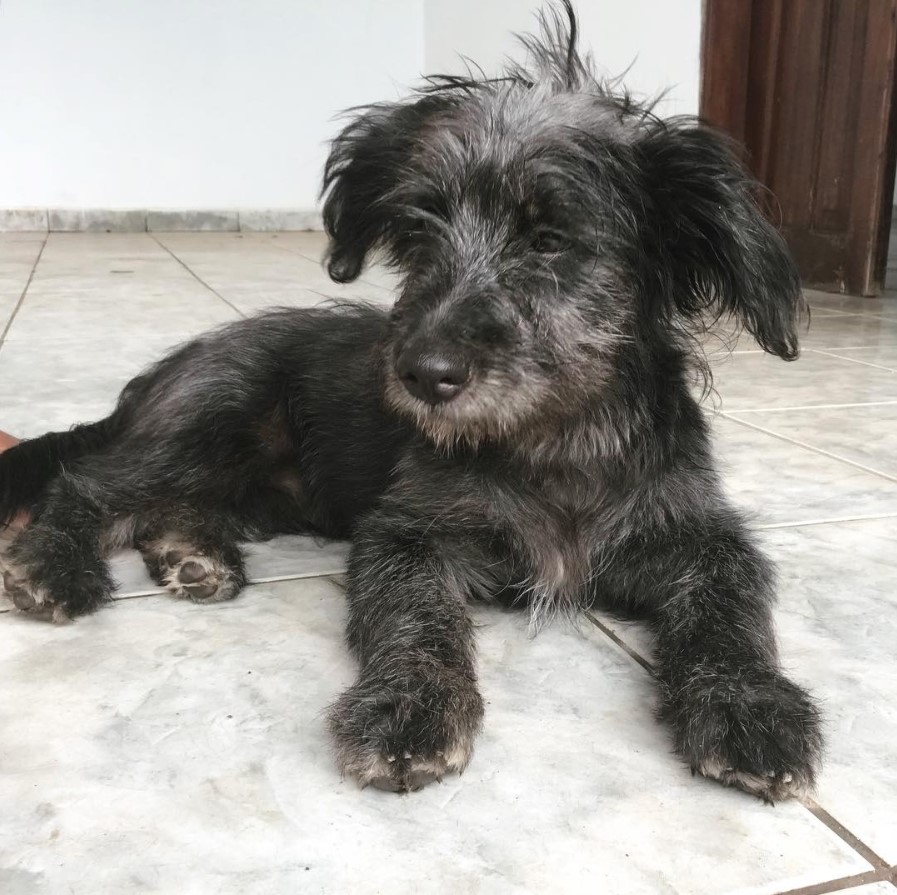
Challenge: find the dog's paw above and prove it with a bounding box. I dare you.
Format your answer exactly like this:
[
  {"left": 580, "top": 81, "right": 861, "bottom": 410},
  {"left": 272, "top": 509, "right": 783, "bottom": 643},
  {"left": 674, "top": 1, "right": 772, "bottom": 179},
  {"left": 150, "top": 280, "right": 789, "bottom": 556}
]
[
  {"left": 2, "top": 564, "right": 70, "bottom": 622},
  {"left": 668, "top": 667, "right": 823, "bottom": 803},
  {"left": 0, "top": 549, "right": 112, "bottom": 622},
  {"left": 158, "top": 548, "right": 241, "bottom": 604},
  {"left": 328, "top": 670, "right": 484, "bottom": 793},
  {"left": 1, "top": 527, "right": 116, "bottom": 620}
]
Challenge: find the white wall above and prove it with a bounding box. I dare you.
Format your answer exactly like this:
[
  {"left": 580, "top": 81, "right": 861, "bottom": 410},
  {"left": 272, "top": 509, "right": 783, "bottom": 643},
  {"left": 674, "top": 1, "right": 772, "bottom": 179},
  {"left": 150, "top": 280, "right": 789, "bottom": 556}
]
[
  {"left": 424, "top": 0, "right": 702, "bottom": 116},
  {"left": 0, "top": 0, "right": 701, "bottom": 212},
  {"left": 0, "top": 0, "right": 423, "bottom": 209}
]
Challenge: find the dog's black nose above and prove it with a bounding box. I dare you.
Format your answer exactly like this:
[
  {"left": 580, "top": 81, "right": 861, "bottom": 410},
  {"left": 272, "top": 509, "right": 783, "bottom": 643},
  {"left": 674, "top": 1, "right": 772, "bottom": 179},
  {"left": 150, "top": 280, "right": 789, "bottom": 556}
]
[{"left": 396, "top": 351, "right": 469, "bottom": 404}]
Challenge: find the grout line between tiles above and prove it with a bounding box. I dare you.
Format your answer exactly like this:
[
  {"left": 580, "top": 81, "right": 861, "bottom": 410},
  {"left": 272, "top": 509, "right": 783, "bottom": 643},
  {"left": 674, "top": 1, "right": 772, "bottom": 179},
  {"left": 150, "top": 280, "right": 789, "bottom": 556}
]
[
  {"left": 266, "top": 235, "right": 393, "bottom": 293},
  {"left": 585, "top": 607, "right": 897, "bottom": 893},
  {"left": 802, "top": 798, "right": 892, "bottom": 873},
  {"left": 151, "top": 234, "right": 247, "bottom": 318},
  {"left": 807, "top": 345, "right": 897, "bottom": 353},
  {"left": 266, "top": 235, "right": 321, "bottom": 265},
  {"left": 721, "top": 413, "right": 897, "bottom": 485},
  {"left": 718, "top": 400, "right": 897, "bottom": 413},
  {"left": 808, "top": 347, "right": 897, "bottom": 374},
  {"left": 756, "top": 512, "right": 897, "bottom": 530},
  {"left": 771, "top": 867, "right": 896, "bottom": 895},
  {"left": 110, "top": 566, "right": 348, "bottom": 600},
  {"left": 0, "top": 233, "right": 48, "bottom": 348},
  {"left": 859, "top": 312, "right": 897, "bottom": 323},
  {"left": 583, "top": 611, "right": 653, "bottom": 674}
]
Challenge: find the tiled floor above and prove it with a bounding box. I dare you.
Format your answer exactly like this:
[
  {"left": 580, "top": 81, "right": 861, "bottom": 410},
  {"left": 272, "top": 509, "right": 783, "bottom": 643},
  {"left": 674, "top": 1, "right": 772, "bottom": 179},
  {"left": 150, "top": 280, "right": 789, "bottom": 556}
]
[{"left": 0, "top": 232, "right": 895, "bottom": 895}]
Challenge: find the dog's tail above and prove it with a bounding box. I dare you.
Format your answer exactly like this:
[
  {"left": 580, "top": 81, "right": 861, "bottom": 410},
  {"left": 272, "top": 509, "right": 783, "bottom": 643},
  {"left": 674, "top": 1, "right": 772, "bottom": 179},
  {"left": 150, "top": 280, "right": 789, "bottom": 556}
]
[{"left": 0, "top": 416, "right": 120, "bottom": 527}]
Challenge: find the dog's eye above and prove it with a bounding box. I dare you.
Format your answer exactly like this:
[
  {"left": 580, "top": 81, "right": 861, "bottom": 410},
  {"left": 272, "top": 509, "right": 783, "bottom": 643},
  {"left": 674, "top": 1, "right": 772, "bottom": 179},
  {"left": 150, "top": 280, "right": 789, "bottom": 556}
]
[{"left": 531, "top": 230, "right": 569, "bottom": 254}]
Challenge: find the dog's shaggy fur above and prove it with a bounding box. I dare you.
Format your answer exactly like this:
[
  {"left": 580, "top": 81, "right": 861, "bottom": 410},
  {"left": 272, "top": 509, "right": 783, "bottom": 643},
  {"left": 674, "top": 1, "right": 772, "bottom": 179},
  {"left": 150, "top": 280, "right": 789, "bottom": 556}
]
[{"left": 0, "top": 3, "right": 821, "bottom": 800}]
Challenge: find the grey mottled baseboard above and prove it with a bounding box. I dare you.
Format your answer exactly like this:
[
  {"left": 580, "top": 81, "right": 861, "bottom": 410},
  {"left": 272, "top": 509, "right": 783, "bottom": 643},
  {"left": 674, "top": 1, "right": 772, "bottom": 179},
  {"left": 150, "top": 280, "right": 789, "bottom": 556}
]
[{"left": 0, "top": 208, "right": 322, "bottom": 233}]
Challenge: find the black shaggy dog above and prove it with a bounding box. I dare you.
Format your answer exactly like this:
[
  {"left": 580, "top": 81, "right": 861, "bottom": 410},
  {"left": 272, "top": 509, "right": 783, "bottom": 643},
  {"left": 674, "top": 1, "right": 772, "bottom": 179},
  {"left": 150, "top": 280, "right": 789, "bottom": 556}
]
[{"left": 1, "top": 4, "right": 821, "bottom": 800}]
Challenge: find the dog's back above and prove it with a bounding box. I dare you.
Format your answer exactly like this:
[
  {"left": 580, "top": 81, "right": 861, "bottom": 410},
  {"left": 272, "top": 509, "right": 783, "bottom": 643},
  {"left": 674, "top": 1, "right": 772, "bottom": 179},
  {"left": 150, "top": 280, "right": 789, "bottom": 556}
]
[{"left": 0, "top": 304, "right": 408, "bottom": 538}]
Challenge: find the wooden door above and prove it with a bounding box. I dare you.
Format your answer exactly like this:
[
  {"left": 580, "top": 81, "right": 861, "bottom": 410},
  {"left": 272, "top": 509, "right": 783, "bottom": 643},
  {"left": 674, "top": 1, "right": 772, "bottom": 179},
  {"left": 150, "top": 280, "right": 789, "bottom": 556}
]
[{"left": 701, "top": 0, "right": 897, "bottom": 296}]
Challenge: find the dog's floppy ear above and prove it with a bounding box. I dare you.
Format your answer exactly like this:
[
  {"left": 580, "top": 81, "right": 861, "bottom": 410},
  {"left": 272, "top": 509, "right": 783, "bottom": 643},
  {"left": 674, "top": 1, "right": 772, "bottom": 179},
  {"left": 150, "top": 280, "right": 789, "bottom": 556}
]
[
  {"left": 322, "top": 98, "right": 442, "bottom": 284},
  {"left": 321, "top": 104, "right": 402, "bottom": 283},
  {"left": 638, "top": 121, "right": 803, "bottom": 360}
]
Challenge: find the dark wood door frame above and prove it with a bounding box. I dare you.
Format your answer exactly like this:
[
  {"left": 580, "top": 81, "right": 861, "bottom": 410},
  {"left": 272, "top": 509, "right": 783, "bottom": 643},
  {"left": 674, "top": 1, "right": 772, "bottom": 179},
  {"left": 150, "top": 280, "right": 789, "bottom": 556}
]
[{"left": 701, "top": 0, "right": 897, "bottom": 296}]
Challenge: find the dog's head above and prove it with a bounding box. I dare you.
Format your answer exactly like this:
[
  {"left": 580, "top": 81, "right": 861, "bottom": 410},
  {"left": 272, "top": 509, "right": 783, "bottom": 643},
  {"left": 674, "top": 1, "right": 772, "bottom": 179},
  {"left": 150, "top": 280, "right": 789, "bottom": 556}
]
[{"left": 322, "top": 2, "right": 802, "bottom": 447}]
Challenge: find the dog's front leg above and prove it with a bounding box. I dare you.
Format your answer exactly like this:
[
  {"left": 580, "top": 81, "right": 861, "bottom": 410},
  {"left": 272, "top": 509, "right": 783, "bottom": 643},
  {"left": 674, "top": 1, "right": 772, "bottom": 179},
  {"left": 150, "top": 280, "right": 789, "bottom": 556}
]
[
  {"left": 328, "top": 509, "right": 485, "bottom": 792},
  {"left": 595, "top": 512, "right": 823, "bottom": 802}
]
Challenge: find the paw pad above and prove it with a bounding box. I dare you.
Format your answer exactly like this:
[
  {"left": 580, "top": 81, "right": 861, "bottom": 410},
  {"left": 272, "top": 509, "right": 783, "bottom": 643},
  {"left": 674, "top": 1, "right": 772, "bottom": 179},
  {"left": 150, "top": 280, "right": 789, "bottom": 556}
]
[{"left": 158, "top": 549, "right": 238, "bottom": 604}]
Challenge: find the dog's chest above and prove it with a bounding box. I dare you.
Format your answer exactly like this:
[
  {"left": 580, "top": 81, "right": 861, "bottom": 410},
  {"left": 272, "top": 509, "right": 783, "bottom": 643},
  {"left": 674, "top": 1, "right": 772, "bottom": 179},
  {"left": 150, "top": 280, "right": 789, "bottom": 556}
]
[{"left": 501, "top": 473, "right": 600, "bottom": 605}]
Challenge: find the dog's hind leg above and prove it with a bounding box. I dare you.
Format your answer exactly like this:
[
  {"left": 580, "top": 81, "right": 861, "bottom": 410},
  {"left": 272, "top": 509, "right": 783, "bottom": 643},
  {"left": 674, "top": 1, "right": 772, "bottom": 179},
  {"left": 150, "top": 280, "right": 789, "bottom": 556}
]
[{"left": 135, "top": 506, "right": 247, "bottom": 604}]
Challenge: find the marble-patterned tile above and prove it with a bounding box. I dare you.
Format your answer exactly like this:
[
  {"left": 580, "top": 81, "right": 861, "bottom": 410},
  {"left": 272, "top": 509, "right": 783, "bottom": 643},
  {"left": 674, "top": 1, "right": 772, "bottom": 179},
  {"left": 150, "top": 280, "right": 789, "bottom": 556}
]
[
  {"left": 798, "top": 313, "right": 897, "bottom": 349},
  {"left": 802, "top": 307, "right": 859, "bottom": 319},
  {"left": 802, "top": 289, "right": 897, "bottom": 317},
  {"left": 9, "top": 283, "right": 238, "bottom": 343},
  {"left": 0, "top": 209, "right": 48, "bottom": 232},
  {"left": 713, "top": 415, "right": 897, "bottom": 524},
  {"left": 815, "top": 345, "right": 897, "bottom": 373},
  {"left": 705, "top": 350, "right": 897, "bottom": 412},
  {"left": 698, "top": 298, "right": 882, "bottom": 358},
  {"left": 0, "top": 332, "right": 209, "bottom": 436},
  {"left": 0, "top": 578, "right": 871, "bottom": 894},
  {"left": 4, "top": 234, "right": 238, "bottom": 344},
  {"left": 594, "top": 518, "right": 897, "bottom": 866},
  {"left": 154, "top": 232, "right": 395, "bottom": 315},
  {"left": 0, "top": 278, "right": 24, "bottom": 326},
  {"left": 699, "top": 309, "right": 848, "bottom": 358},
  {"left": 48, "top": 209, "right": 147, "bottom": 233},
  {"left": 769, "top": 519, "right": 897, "bottom": 865},
  {"left": 146, "top": 210, "right": 240, "bottom": 232},
  {"left": 0, "top": 233, "right": 44, "bottom": 333},
  {"left": 266, "top": 232, "right": 402, "bottom": 290},
  {"left": 267, "top": 230, "right": 328, "bottom": 259},
  {"left": 726, "top": 404, "right": 897, "bottom": 481}
]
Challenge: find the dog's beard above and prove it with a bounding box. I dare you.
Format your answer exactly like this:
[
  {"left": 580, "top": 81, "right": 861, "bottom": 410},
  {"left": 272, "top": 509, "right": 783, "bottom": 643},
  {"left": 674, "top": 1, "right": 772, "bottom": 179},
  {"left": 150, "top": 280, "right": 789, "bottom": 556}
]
[{"left": 382, "top": 367, "right": 556, "bottom": 451}]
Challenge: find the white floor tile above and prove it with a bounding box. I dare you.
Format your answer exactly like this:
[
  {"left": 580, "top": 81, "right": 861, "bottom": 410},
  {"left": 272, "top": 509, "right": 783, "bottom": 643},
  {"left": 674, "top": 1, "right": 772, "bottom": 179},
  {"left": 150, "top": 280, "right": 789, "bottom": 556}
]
[
  {"left": 726, "top": 404, "right": 897, "bottom": 482},
  {"left": 707, "top": 351, "right": 897, "bottom": 412},
  {"left": 0, "top": 578, "right": 872, "bottom": 894},
  {"left": 714, "top": 416, "right": 897, "bottom": 523},
  {"left": 814, "top": 345, "right": 897, "bottom": 373},
  {"left": 2, "top": 232, "right": 893, "bottom": 893},
  {"left": 594, "top": 518, "right": 897, "bottom": 867}
]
